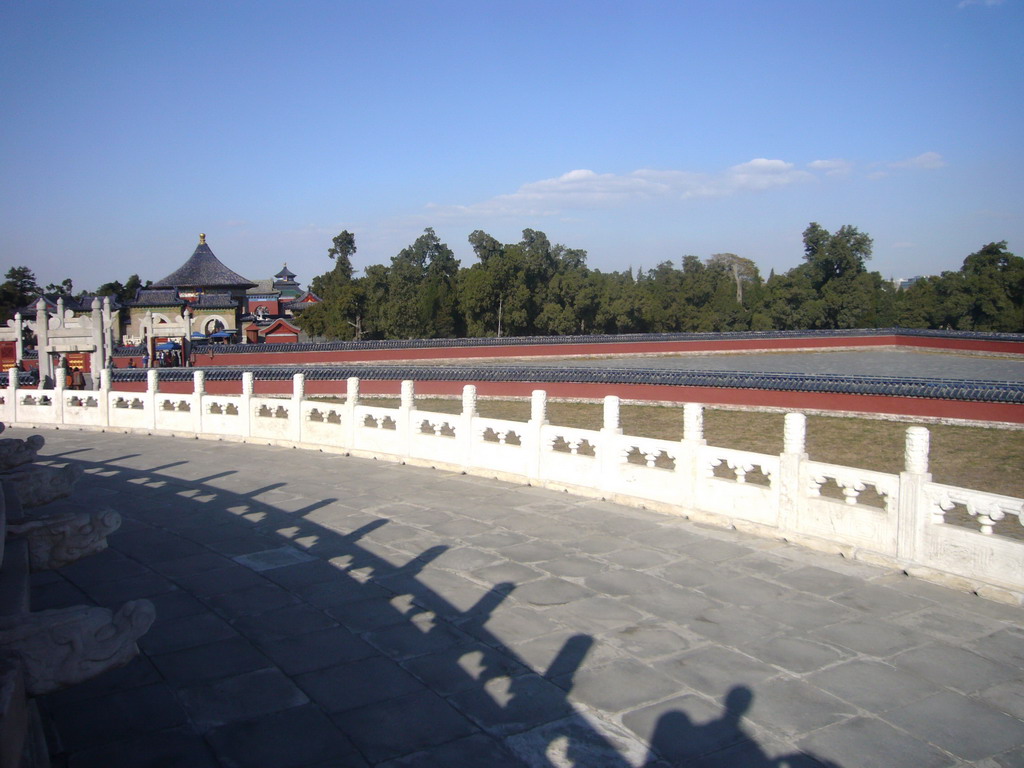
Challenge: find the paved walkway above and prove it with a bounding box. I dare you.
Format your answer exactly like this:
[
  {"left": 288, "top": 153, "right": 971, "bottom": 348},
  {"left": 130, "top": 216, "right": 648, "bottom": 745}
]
[{"left": 15, "top": 426, "right": 1024, "bottom": 767}]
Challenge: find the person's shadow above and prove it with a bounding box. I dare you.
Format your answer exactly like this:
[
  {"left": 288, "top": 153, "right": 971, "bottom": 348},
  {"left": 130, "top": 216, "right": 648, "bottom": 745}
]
[{"left": 645, "top": 686, "right": 841, "bottom": 767}]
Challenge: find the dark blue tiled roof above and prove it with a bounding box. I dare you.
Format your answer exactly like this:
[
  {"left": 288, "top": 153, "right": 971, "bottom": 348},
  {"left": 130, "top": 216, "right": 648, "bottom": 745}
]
[
  {"left": 152, "top": 236, "right": 255, "bottom": 290},
  {"left": 193, "top": 292, "right": 238, "bottom": 309},
  {"left": 131, "top": 289, "right": 182, "bottom": 308}
]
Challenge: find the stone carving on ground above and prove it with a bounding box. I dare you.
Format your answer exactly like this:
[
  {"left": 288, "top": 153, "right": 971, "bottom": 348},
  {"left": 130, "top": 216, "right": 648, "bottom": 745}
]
[
  {"left": 0, "top": 462, "right": 83, "bottom": 508},
  {"left": 0, "top": 600, "right": 155, "bottom": 696},
  {"left": 7, "top": 508, "right": 121, "bottom": 570},
  {"left": 0, "top": 420, "right": 155, "bottom": 766},
  {"left": 0, "top": 434, "right": 44, "bottom": 470}
]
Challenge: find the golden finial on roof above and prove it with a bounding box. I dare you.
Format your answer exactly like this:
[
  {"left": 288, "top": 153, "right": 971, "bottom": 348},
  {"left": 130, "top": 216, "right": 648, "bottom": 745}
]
[{"left": 199, "top": 233, "right": 206, "bottom": 244}]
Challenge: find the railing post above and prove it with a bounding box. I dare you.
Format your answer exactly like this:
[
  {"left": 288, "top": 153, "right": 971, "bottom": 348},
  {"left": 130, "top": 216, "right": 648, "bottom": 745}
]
[
  {"left": 13, "top": 313, "right": 23, "bottom": 363},
  {"left": 35, "top": 298, "right": 52, "bottom": 385},
  {"left": 53, "top": 359, "right": 66, "bottom": 425},
  {"left": 240, "top": 372, "right": 254, "bottom": 438},
  {"left": 292, "top": 373, "right": 305, "bottom": 444},
  {"left": 90, "top": 297, "right": 103, "bottom": 390},
  {"left": 897, "top": 426, "right": 931, "bottom": 564},
  {"left": 599, "top": 395, "right": 623, "bottom": 493},
  {"left": 7, "top": 366, "right": 18, "bottom": 424},
  {"left": 459, "top": 385, "right": 477, "bottom": 469},
  {"left": 99, "top": 368, "right": 112, "bottom": 428},
  {"left": 778, "top": 412, "right": 807, "bottom": 534},
  {"left": 344, "top": 377, "right": 359, "bottom": 450},
  {"left": 399, "top": 380, "right": 415, "bottom": 459},
  {"left": 526, "top": 389, "right": 548, "bottom": 481},
  {"left": 147, "top": 369, "right": 159, "bottom": 432},
  {"left": 192, "top": 370, "right": 205, "bottom": 436},
  {"left": 679, "top": 402, "right": 706, "bottom": 505}
]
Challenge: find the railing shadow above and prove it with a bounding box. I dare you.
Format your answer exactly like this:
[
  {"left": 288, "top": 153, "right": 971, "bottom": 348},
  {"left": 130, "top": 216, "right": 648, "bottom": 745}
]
[{"left": 29, "top": 435, "right": 842, "bottom": 767}]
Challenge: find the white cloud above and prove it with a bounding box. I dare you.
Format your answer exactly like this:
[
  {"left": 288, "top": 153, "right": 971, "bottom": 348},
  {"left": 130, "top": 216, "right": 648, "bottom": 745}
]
[
  {"left": 427, "top": 158, "right": 816, "bottom": 219},
  {"left": 957, "top": 0, "right": 1004, "bottom": 8},
  {"left": 808, "top": 158, "right": 854, "bottom": 176},
  {"left": 890, "top": 151, "right": 945, "bottom": 170}
]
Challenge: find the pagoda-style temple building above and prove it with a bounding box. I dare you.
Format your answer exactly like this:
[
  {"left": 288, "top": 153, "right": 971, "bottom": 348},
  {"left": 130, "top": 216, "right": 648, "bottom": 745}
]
[
  {"left": 127, "top": 234, "right": 256, "bottom": 346},
  {"left": 243, "top": 264, "right": 320, "bottom": 343},
  {"left": 125, "top": 234, "right": 320, "bottom": 356}
]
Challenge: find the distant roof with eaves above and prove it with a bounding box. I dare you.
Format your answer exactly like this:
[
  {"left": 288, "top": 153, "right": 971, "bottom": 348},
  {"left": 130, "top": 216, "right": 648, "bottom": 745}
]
[
  {"left": 152, "top": 234, "right": 256, "bottom": 290},
  {"left": 130, "top": 289, "right": 182, "bottom": 308},
  {"left": 193, "top": 292, "right": 238, "bottom": 309}
]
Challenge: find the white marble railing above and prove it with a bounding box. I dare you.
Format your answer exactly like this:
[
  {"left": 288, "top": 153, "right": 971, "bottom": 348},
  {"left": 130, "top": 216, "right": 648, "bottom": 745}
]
[{"left": 3, "top": 370, "right": 1022, "bottom": 601}]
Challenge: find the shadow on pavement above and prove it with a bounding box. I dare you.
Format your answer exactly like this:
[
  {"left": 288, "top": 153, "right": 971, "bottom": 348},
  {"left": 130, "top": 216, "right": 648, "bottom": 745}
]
[{"left": 29, "top": 437, "right": 842, "bottom": 767}]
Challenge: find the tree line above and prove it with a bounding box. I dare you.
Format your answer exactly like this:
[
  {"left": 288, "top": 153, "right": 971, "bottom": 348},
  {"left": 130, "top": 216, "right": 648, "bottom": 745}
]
[
  {"left": 0, "top": 269, "right": 149, "bottom": 324},
  {"left": 2, "top": 224, "right": 1019, "bottom": 337},
  {"left": 296, "top": 224, "right": 1023, "bottom": 340}
]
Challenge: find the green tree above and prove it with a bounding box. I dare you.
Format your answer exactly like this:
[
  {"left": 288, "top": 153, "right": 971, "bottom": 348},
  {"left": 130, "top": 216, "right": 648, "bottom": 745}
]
[
  {"left": 593, "top": 269, "right": 644, "bottom": 334},
  {"left": 781, "top": 222, "right": 878, "bottom": 329},
  {"left": 916, "top": 242, "right": 1024, "bottom": 332},
  {"left": 383, "top": 228, "right": 460, "bottom": 339},
  {"left": 0, "top": 266, "right": 40, "bottom": 322},
  {"left": 459, "top": 231, "right": 533, "bottom": 337},
  {"left": 707, "top": 253, "right": 759, "bottom": 305},
  {"left": 97, "top": 274, "right": 148, "bottom": 304},
  {"left": 300, "top": 230, "right": 366, "bottom": 340},
  {"left": 45, "top": 277, "right": 75, "bottom": 296}
]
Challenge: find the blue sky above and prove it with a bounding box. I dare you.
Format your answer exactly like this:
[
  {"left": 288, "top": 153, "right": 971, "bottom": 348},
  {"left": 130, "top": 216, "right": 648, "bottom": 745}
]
[{"left": 2, "top": 0, "right": 1021, "bottom": 292}]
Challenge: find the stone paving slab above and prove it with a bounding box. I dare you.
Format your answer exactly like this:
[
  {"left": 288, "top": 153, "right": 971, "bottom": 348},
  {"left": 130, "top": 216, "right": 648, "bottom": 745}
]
[{"left": 11, "top": 427, "right": 1023, "bottom": 767}]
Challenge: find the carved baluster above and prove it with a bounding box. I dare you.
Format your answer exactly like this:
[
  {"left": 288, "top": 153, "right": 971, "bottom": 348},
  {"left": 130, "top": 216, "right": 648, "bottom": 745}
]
[
  {"left": 934, "top": 495, "right": 953, "bottom": 524},
  {"left": 842, "top": 481, "right": 865, "bottom": 505},
  {"left": 976, "top": 507, "right": 995, "bottom": 535},
  {"left": 807, "top": 475, "right": 826, "bottom": 497}
]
